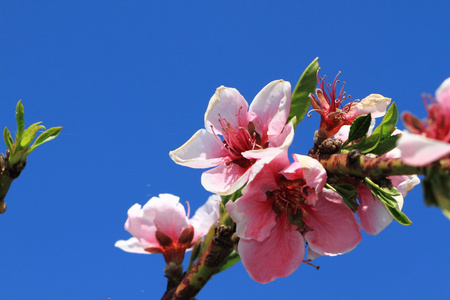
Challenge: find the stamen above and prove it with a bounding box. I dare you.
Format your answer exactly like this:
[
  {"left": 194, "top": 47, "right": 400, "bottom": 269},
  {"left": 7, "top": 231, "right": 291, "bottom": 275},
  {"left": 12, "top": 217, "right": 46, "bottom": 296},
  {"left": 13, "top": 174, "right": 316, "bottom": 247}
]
[
  {"left": 303, "top": 260, "right": 320, "bottom": 270},
  {"left": 185, "top": 201, "right": 191, "bottom": 218}
]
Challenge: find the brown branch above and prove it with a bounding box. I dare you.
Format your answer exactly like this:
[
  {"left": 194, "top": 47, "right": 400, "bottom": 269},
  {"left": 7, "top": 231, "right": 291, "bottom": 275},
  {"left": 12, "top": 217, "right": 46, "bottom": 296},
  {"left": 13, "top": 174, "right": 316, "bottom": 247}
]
[
  {"left": 169, "top": 224, "right": 235, "bottom": 300},
  {"left": 0, "top": 151, "right": 27, "bottom": 213}
]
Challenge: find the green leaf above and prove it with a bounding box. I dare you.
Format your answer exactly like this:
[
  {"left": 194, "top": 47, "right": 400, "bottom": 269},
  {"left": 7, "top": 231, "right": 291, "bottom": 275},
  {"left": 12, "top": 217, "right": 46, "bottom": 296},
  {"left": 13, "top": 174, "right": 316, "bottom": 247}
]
[
  {"left": 345, "top": 103, "right": 399, "bottom": 155},
  {"left": 15, "top": 100, "right": 25, "bottom": 140},
  {"left": 342, "top": 114, "right": 372, "bottom": 147},
  {"left": 288, "top": 57, "right": 319, "bottom": 129},
  {"left": 215, "top": 251, "right": 241, "bottom": 274},
  {"left": 3, "top": 127, "right": 13, "bottom": 151},
  {"left": 28, "top": 126, "right": 63, "bottom": 154},
  {"left": 369, "top": 134, "right": 400, "bottom": 156},
  {"left": 19, "top": 122, "right": 45, "bottom": 148},
  {"left": 385, "top": 205, "right": 412, "bottom": 225},
  {"left": 370, "top": 102, "right": 398, "bottom": 138}
]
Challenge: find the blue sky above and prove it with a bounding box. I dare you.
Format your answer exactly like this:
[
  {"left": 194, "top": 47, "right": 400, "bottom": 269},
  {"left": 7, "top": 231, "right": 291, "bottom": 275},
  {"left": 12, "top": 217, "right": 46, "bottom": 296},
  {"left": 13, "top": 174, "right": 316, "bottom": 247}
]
[{"left": 1, "top": 1, "right": 449, "bottom": 299}]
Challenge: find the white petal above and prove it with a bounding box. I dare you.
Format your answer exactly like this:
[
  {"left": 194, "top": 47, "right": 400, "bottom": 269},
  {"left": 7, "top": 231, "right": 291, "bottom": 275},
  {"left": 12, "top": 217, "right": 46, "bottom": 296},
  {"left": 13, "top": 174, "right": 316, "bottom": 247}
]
[
  {"left": 115, "top": 237, "right": 150, "bottom": 254},
  {"left": 169, "top": 129, "right": 228, "bottom": 168},
  {"left": 189, "top": 195, "right": 221, "bottom": 241},
  {"left": 350, "top": 94, "right": 391, "bottom": 119}
]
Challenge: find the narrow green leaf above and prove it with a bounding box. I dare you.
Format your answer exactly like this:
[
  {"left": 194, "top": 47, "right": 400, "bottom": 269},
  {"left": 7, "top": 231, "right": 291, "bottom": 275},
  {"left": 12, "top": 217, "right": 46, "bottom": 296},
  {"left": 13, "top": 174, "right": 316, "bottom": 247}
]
[
  {"left": 19, "top": 122, "right": 44, "bottom": 148},
  {"left": 3, "top": 127, "right": 13, "bottom": 151},
  {"left": 385, "top": 205, "right": 412, "bottom": 225},
  {"left": 15, "top": 100, "right": 25, "bottom": 140},
  {"left": 288, "top": 57, "right": 319, "bottom": 129},
  {"left": 215, "top": 251, "right": 241, "bottom": 274},
  {"left": 29, "top": 126, "right": 63, "bottom": 154},
  {"left": 342, "top": 114, "right": 372, "bottom": 147}
]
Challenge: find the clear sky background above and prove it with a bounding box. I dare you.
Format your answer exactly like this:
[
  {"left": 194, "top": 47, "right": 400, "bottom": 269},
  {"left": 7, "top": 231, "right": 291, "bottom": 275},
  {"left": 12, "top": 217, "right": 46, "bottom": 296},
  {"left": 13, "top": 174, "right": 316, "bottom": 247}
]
[{"left": 1, "top": 1, "right": 449, "bottom": 299}]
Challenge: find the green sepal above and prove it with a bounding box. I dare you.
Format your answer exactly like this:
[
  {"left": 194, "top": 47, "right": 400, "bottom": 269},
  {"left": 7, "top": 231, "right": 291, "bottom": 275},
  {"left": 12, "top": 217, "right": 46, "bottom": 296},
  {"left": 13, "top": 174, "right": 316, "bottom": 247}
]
[
  {"left": 342, "top": 114, "right": 372, "bottom": 147},
  {"left": 28, "top": 126, "right": 63, "bottom": 154},
  {"left": 288, "top": 57, "right": 319, "bottom": 129},
  {"left": 327, "top": 183, "right": 358, "bottom": 212},
  {"left": 15, "top": 100, "right": 25, "bottom": 140},
  {"left": 215, "top": 251, "right": 241, "bottom": 274},
  {"left": 363, "top": 177, "right": 412, "bottom": 225},
  {"left": 3, "top": 127, "right": 13, "bottom": 152}
]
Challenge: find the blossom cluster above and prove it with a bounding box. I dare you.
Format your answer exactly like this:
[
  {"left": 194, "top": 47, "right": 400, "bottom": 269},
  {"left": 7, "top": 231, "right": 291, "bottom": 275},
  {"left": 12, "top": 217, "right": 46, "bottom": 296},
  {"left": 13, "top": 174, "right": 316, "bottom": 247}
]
[
  {"left": 167, "top": 75, "right": 423, "bottom": 283},
  {"left": 115, "top": 66, "right": 449, "bottom": 286}
]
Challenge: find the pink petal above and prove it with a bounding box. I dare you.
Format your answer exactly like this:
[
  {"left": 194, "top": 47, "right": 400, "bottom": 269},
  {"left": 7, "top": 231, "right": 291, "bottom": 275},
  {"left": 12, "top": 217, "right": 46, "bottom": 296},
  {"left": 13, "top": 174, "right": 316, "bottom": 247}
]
[
  {"left": 201, "top": 163, "right": 250, "bottom": 195},
  {"left": 169, "top": 129, "right": 228, "bottom": 168},
  {"left": 291, "top": 154, "right": 327, "bottom": 194},
  {"left": 115, "top": 237, "right": 150, "bottom": 254},
  {"left": 397, "top": 133, "right": 450, "bottom": 166},
  {"left": 390, "top": 174, "right": 420, "bottom": 198},
  {"left": 227, "top": 190, "right": 276, "bottom": 242},
  {"left": 268, "top": 121, "right": 295, "bottom": 148},
  {"left": 204, "top": 86, "right": 249, "bottom": 135},
  {"left": 227, "top": 153, "right": 288, "bottom": 240},
  {"left": 146, "top": 194, "right": 189, "bottom": 242},
  {"left": 189, "top": 195, "right": 221, "bottom": 241},
  {"left": 242, "top": 122, "right": 294, "bottom": 160},
  {"left": 124, "top": 203, "right": 159, "bottom": 247},
  {"left": 248, "top": 80, "right": 291, "bottom": 138},
  {"left": 334, "top": 125, "right": 351, "bottom": 142},
  {"left": 357, "top": 186, "right": 395, "bottom": 235},
  {"left": 238, "top": 214, "right": 305, "bottom": 284},
  {"left": 303, "top": 189, "right": 361, "bottom": 256},
  {"left": 436, "top": 77, "right": 450, "bottom": 106}
]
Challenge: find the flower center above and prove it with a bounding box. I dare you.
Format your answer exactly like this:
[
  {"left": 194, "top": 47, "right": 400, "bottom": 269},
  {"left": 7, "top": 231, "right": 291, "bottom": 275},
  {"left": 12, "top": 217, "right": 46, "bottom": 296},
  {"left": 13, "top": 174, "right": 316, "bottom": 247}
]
[
  {"left": 424, "top": 96, "right": 450, "bottom": 142},
  {"left": 269, "top": 176, "right": 310, "bottom": 229},
  {"left": 212, "top": 107, "right": 266, "bottom": 169}
]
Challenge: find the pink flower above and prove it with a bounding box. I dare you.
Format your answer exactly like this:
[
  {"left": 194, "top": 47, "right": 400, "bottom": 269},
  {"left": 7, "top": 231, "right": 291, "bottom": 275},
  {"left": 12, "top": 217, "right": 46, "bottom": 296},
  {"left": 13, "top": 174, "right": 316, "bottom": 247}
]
[
  {"left": 169, "top": 80, "right": 294, "bottom": 195},
  {"left": 310, "top": 72, "right": 391, "bottom": 138},
  {"left": 226, "top": 152, "right": 361, "bottom": 283},
  {"left": 115, "top": 193, "right": 220, "bottom": 264},
  {"left": 397, "top": 77, "right": 450, "bottom": 166}
]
